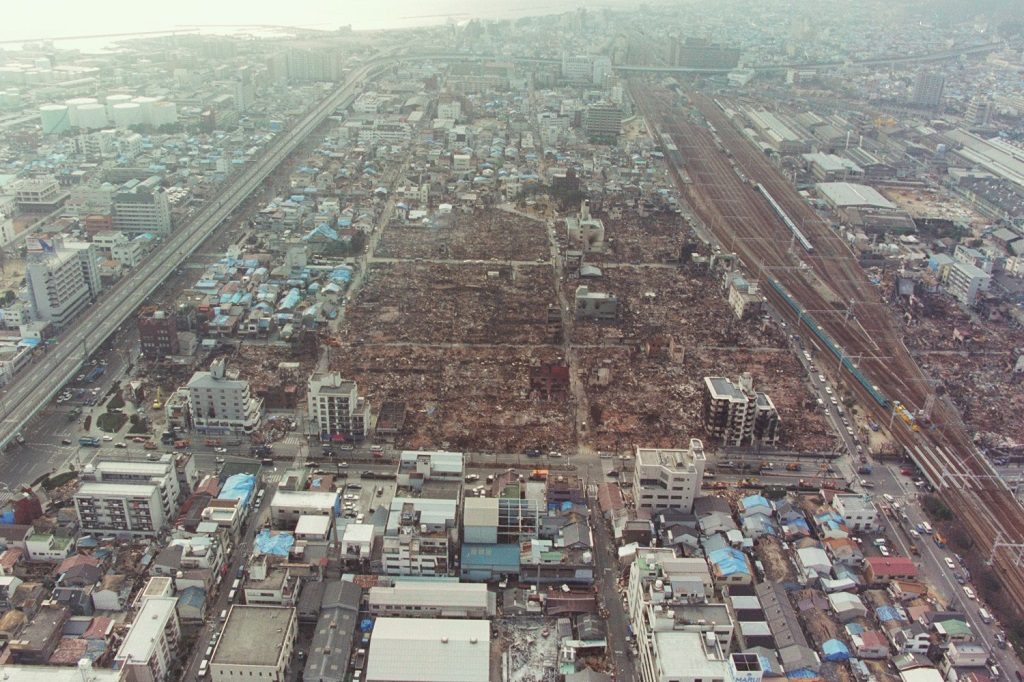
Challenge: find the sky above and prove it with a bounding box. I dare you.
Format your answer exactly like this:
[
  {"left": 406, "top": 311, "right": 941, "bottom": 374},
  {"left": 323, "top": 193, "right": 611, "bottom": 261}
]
[{"left": 3, "top": 0, "right": 598, "bottom": 42}]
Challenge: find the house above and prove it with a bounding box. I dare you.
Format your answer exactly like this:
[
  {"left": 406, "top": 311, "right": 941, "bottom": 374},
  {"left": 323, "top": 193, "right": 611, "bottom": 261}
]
[
  {"left": 851, "top": 629, "right": 890, "bottom": 659},
  {"left": 889, "top": 622, "right": 932, "bottom": 654},
  {"left": 864, "top": 556, "right": 918, "bottom": 583},
  {"left": 92, "top": 574, "right": 132, "bottom": 612},
  {"left": 176, "top": 586, "right": 207, "bottom": 623},
  {"left": 828, "top": 592, "right": 867, "bottom": 622},
  {"left": 795, "top": 546, "right": 832, "bottom": 580},
  {"left": 824, "top": 537, "right": 863, "bottom": 568},
  {"left": 889, "top": 579, "right": 928, "bottom": 604}
]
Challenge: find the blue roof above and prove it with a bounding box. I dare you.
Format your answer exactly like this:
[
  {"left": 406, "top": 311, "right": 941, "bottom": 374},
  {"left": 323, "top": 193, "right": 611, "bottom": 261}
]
[
  {"left": 708, "top": 547, "right": 751, "bottom": 576},
  {"left": 822, "top": 639, "right": 849, "bottom": 661},
  {"left": 741, "top": 494, "right": 771, "bottom": 510},
  {"left": 255, "top": 529, "right": 295, "bottom": 557},
  {"left": 460, "top": 543, "right": 521, "bottom": 570},
  {"left": 219, "top": 473, "right": 256, "bottom": 507},
  {"left": 875, "top": 605, "right": 904, "bottom": 622},
  {"left": 177, "top": 585, "right": 206, "bottom": 608}
]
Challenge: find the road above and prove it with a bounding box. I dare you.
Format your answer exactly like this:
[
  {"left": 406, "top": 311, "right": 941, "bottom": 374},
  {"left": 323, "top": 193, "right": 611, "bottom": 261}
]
[{"left": 0, "top": 54, "right": 396, "bottom": 450}]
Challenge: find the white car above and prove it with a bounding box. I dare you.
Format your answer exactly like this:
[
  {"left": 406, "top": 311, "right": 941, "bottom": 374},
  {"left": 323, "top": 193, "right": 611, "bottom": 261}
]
[
  {"left": 102, "top": 436, "right": 113, "bottom": 441},
  {"left": 825, "top": 386, "right": 833, "bottom": 395},
  {"left": 339, "top": 461, "right": 349, "bottom": 468},
  {"left": 883, "top": 494, "right": 895, "bottom": 503},
  {"left": 910, "top": 529, "right": 921, "bottom": 538},
  {"left": 817, "top": 374, "right": 826, "bottom": 383},
  {"left": 879, "top": 545, "right": 890, "bottom": 557},
  {"left": 963, "top": 586, "right": 976, "bottom": 600},
  {"left": 944, "top": 557, "right": 956, "bottom": 570}
]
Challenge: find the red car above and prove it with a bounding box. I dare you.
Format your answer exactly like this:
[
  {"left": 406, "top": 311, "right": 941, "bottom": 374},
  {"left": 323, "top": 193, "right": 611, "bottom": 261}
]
[{"left": 900, "top": 467, "right": 913, "bottom": 476}]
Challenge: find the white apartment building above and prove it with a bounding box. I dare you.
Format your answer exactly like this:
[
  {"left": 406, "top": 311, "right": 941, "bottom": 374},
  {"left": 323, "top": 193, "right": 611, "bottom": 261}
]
[
  {"left": 944, "top": 260, "right": 991, "bottom": 306},
  {"left": 187, "top": 358, "right": 263, "bottom": 435},
  {"left": 575, "top": 285, "right": 618, "bottom": 320},
  {"left": 75, "top": 482, "right": 167, "bottom": 536},
  {"left": 382, "top": 498, "right": 458, "bottom": 576},
  {"left": 437, "top": 98, "right": 461, "bottom": 121},
  {"left": 112, "top": 176, "right": 172, "bottom": 236},
  {"left": 633, "top": 440, "right": 706, "bottom": 513},
  {"left": 115, "top": 596, "right": 181, "bottom": 682},
  {"left": 307, "top": 372, "right": 369, "bottom": 442},
  {"left": 396, "top": 450, "right": 464, "bottom": 489},
  {"left": 26, "top": 239, "right": 102, "bottom": 327},
  {"left": 270, "top": 490, "right": 339, "bottom": 528},
  {"left": 86, "top": 459, "right": 182, "bottom": 520}
]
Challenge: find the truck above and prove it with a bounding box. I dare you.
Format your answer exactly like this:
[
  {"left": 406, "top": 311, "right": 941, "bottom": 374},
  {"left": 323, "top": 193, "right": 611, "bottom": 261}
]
[
  {"left": 79, "top": 437, "right": 101, "bottom": 447},
  {"left": 370, "top": 445, "right": 384, "bottom": 458},
  {"left": 786, "top": 462, "right": 802, "bottom": 472},
  {"left": 84, "top": 365, "right": 106, "bottom": 383}
]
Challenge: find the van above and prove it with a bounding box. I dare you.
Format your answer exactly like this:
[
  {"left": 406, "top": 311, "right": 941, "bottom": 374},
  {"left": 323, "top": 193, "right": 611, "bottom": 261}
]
[
  {"left": 228, "top": 590, "right": 236, "bottom": 602},
  {"left": 231, "top": 579, "right": 240, "bottom": 591},
  {"left": 979, "top": 608, "right": 993, "bottom": 624},
  {"left": 922, "top": 522, "right": 933, "bottom": 534},
  {"left": 219, "top": 609, "right": 228, "bottom": 622}
]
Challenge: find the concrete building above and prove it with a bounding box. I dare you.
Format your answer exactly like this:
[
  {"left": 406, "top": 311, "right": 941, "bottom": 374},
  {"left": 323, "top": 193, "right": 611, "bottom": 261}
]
[
  {"left": 365, "top": 617, "right": 490, "bottom": 682},
  {"left": 114, "top": 597, "right": 180, "bottom": 682},
  {"left": 802, "top": 152, "right": 864, "bottom": 183},
  {"left": 187, "top": 358, "right": 263, "bottom": 435},
  {"left": 368, "top": 580, "right": 495, "bottom": 619},
  {"left": 638, "top": 630, "right": 729, "bottom": 682},
  {"left": 112, "top": 176, "right": 172, "bottom": 236},
  {"left": 911, "top": 71, "right": 946, "bottom": 109},
  {"left": 671, "top": 38, "right": 742, "bottom": 70},
  {"left": 210, "top": 606, "right": 296, "bottom": 682},
  {"left": 138, "top": 307, "right": 179, "bottom": 359},
  {"left": 14, "top": 176, "right": 64, "bottom": 211},
  {"left": 382, "top": 497, "right": 458, "bottom": 576},
  {"left": 702, "top": 374, "right": 780, "bottom": 447},
  {"left": 303, "top": 580, "right": 361, "bottom": 682},
  {"left": 965, "top": 97, "right": 993, "bottom": 127},
  {"left": 831, "top": 494, "right": 879, "bottom": 532},
  {"left": 396, "top": 450, "right": 464, "bottom": 489},
  {"left": 944, "top": 260, "right": 991, "bottom": 306},
  {"left": 306, "top": 373, "right": 369, "bottom": 442},
  {"left": 74, "top": 482, "right": 166, "bottom": 536},
  {"left": 583, "top": 103, "right": 622, "bottom": 143},
  {"left": 83, "top": 459, "right": 181, "bottom": 520},
  {"left": 565, "top": 200, "right": 605, "bottom": 252},
  {"left": 270, "top": 490, "right": 339, "bottom": 529},
  {"left": 25, "top": 239, "right": 101, "bottom": 327},
  {"left": 575, "top": 285, "right": 618, "bottom": 321},
  {"left": 633, "top": 440, "right": 706, "bottom": 513},
  {"left": 562, "top": 54, "right": 595, "bottom": 83}
]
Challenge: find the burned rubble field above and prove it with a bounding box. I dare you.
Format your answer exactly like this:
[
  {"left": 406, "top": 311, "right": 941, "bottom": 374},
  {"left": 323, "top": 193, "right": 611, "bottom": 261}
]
[
  {"left": 342, "top": 261, "right": 559, "bottom": 345},
  {"left": 330, "top": 344, "right": 575, "bottom": 453},
  {"left": 374, "top": 209, "right": 550, "bottom": 262}
]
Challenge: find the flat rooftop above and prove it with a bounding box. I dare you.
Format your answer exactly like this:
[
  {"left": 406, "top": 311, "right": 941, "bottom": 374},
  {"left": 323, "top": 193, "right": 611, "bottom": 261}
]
[
  {"left": 366, "top": 617, "right": 490, "bottom": 682},
  {"left": 212, "top": 606, "right": 295, "bottom": 667},
  {"left": 653, "top": 631, "right": 727, "bottom": 678},
  {"left": 116, "top": 597, "right": 177, "bottom": 663},
  {"left": 76, "top": 482, "right": 158, "bottom": 498},
  {"left": 636, "top": 442, "right": 705, "bottom": 468}
]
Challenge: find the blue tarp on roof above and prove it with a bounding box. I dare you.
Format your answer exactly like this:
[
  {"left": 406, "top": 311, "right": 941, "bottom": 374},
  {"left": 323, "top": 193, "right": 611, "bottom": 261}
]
[
  {"left": 330, "top": 267, "right": 352, "bottom": 283},
  {"left": 277, "top": 288, "right": 301, "bottom": 311},
  {"left": 708, "top": 547, "right": 750, "bottom": 576},
  {"left": 304, "top": 224, "right": 338, "bottom": 241},
  {"left": 822, "top": 639, "right": 849, "bottom": 662},
  {"left": 741, "top": 494, "right": 771, "bottom": 511},
  {"left": 254, "top": 529, "right": 294, "bottom": 557},
  {"left": 875, "top": 605, "right": 904, "bottom": 622},
  {"left": 219, "top": 473, "right": 256, "bottom": 508},
  {"left": 17, "top": 338, "right": 40, "bottom": 348}
]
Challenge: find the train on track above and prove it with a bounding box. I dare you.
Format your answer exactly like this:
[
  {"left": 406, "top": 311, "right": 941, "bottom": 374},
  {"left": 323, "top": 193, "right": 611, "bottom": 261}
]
[
  {"left": 755, "top": 183, "right": 814, "bottom": 253},
  {"left": 765, "top": 277, "right": 890, "bottom": 410}
]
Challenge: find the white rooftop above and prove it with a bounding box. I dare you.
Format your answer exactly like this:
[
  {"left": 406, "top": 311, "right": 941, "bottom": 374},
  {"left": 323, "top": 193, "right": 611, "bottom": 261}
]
[
  {"left": 817, "top": 182, "right": 895, "bottom": 209},
  {"left": 365, "top": 618, "right": 490, "bottom": 682},
  {"left": 294, "top": 515, "right": 332, "bottom": 536},
  {"left": 271, "top": 489, "right": 339, "bottom": 510},
  {"left": 0, "top": 667, "right": 123, "bottom": 682},
  {"left": 115, "top": 597, "right": 177, "bottom": 664},
  {"left": 652, "top": 631, "right": 727, "bottom": 679},
  {"left": 343, "top": 523, "right": 374, "bottom": 544},
  {"left": 76, "top": 482, "right": 158, "bottom": 498},
  {"left": 368, "top": 582, "right": 490, "bottom": 610}
]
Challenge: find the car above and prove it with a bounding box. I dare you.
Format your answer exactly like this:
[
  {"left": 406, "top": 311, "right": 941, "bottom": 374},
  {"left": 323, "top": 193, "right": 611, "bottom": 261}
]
[
  {"left": 944, "top": 557, "right": 956, "bottom": 570},
  {"left": 606, "top": 470, "right": 619, "bottom": 477},
  {"left": 963, "top": 586, "right": 976, "bottom": 600},
  {"left": 347, "top": 484, "right": 362, "bottom": 490},
  {"left": 339, "top": 461, "right": 349, "bottom": 468},
  {"left": 214, "top": 447, "right": 227, "bottom": 453},
  {"left": 883, "top": 494, "right": 895, "bottom": 503},
  {"left": 825, "top": 386, "right": 833, "bottom": 395},
  {"left": 817, "top": 374, "right": 826, "bottom": 383},
  {"left": 340, "top": 444, "right": 354, "bottom": 451},
  {"left": 102, "top": 436, "right": 113, "bottom": 441},
  {"left": 955, "top": 573, "right": 966, "bottom": 585},
  {"left": 114, "top": 443, "right": 127, "bottom": 449},
  {"left": 878, "top": 545, "right": 890, "bottom": 557},
  {"left": 215, "top": 457, "right": 225, "bottom": 464},
  {"left": 61, "top": 438, "right": 72, "bottom": 445},
  {"left": 872, "top": 538, "right": 887, "bottom": 547},
  {"left": 846, "top": 427, "right": 855, "bottom": 436},
  {"left": 910, "top": 529, "right": 921, "bottom": 538}
]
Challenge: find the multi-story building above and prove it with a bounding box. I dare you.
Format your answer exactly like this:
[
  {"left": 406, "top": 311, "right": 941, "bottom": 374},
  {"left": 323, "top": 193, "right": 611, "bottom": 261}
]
[
  {"left": 382, "top": 498, "right": 458, "bottom": 576},
  {"left": 269, "top": 490, "right": 339, "bottom": 529},
  {"left": 944, "top": 260, "right": 991, "bottom": 306},
  {"left": 83, "top": 459, "right": 181, "bottom": 520},
  {"left": 114, "top": 596, "right": 180, "bottom": 682},
  {"left": 14, "top": 176, "right": 65, "bottom": 211},
  {"left": 187, "top": 358, "right": 263, "bottom": 435},
  {"left": 831, "top": 494, "right": 879, "bottom": 532},
  {"left": 671, "top": 38, "right": 742, "bottom": 70},
  {"left": 575, "top": 285, "right": 618, "bottom": 320},
  {"left": 210, "top": 606, "right": 296, "bottom": 681},
  {"left": 565, "top": 199, "right": 605, "bottom": 252},
  {"left": 25, "top": 238, "right": 101, "bottom": 327},
  {"left": 911, "top": 71, "right": 946, "bottom": 109},
  {"left": 965, "top": 97, "right": 993, "bottom": 127},
  {"left": 306, "top": 373, "right": 369, "bottom": 442},
  {"left": 396, "top": 450, "right": 464, "bottom": 489},
  {"left": 583, "top": 103, "right": 622, "bottom": 143},
  {"left": 74, "top": 482, "right": 166, "bottom": 536},
  {"left": 138, "top": 307, "right": 180, "bottom": 359},
  {"left": 561, "top": 54, "right": 595, "bottom": 82},
  {"left": 702, "top": 374, "right": 780, "bottom": 447},
  {"left": 243, "top": 556, "right": 299, "bottom": 607},
  {"left": 632, "top": 440, "right": 706, "bottom": 513},
  {"left": 112, "top": 176, "right": 172, "bottom": 236}
]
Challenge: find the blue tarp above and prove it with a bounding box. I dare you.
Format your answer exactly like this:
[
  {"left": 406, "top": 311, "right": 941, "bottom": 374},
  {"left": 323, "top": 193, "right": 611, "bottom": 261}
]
[
  {"left": 254, "top": 529, "right": 294, "bottom": 557},
  {"left": 277, "top": 288, "right": 301, "bottom": 311},
  {"left": 219, "top": 473, "right": 256, "bottom": 508},
  {"left": 822, "top": 639, "right": 850, "bottom": 662},
  {"left": 330, "top": 267, "right": 352, "bottom": 283},
  {"left": 875, "top": 605, "right": 904, "bottom": 622},
  {"left": 708, "top": 548, "right": 751, "bottom": 577},
  {"left": 0, "top": 510, "right": 14, "bottom": 524},
  {"left": 359, "top": 618, "right": 374, "bottom": 632}
]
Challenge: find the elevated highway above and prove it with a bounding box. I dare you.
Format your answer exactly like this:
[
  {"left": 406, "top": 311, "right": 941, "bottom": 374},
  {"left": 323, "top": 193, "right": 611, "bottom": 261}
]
[{"left": 0, "top": 56, "right": 394, "bottom": 448}]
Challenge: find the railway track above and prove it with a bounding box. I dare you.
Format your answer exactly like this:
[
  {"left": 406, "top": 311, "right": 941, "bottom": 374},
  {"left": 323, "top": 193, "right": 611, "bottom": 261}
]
[{"left": 631, "top": 83, "right": 1024, "bottom": 615}]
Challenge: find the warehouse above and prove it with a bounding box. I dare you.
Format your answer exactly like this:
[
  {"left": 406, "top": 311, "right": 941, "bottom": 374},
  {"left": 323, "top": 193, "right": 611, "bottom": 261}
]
[
  {"left": 368, "top": 580, "right": 495, "bottom": 619},
  {"left": 365, "top": 617, "right": 490, "bottom": 682}
]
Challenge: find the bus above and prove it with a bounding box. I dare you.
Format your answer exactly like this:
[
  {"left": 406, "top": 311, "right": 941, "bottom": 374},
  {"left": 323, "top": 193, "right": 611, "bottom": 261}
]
[
  {"left": 79, "top": 437, "right": 101, "bottom": 447},
  {"left": 979, "top": 608, "right": 993, "bottom": 624}
]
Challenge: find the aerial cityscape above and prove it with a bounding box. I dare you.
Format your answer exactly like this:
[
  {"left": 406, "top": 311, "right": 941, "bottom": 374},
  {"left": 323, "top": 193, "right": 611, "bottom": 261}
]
[{"left": 0, "top": 1, "right": 1023, "bottom": 681}]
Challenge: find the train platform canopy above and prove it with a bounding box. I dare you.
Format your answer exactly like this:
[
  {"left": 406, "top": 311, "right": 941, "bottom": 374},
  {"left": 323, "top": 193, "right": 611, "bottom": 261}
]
[{"left": 816, "top": 182, "right": 895, "bottom": 210}]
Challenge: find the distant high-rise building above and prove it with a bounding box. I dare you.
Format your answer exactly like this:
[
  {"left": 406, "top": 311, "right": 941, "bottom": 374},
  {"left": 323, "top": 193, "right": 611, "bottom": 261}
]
[
  {"left": 702, "top": 373, "right": 780, "bottom": 447},
  {"left": 112, "top": 176, "right": 172, "bottom": 236},
  {"left": 965, "top": 97, "right": 993, "bottom": 126},
  {"left": 673, "top": 38, "right": 741, "bottom": 70},
  {"left": 911, "top": 71, "right": 946, "bottom": 109},
  {"left": 284, "top": 49, "right": 344, "bottom": 83},
  {"left": 25, "top": 237, "right": 101, "bottom": 327},
  {"left": 583, "top": 102, "right": 622, "bottom": 143},
  {"left": 561, "top": 53, "right": 595, "bottom": 83},
  {"left": 138, "top": 307, "right": 180, "bottom": 359}
]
